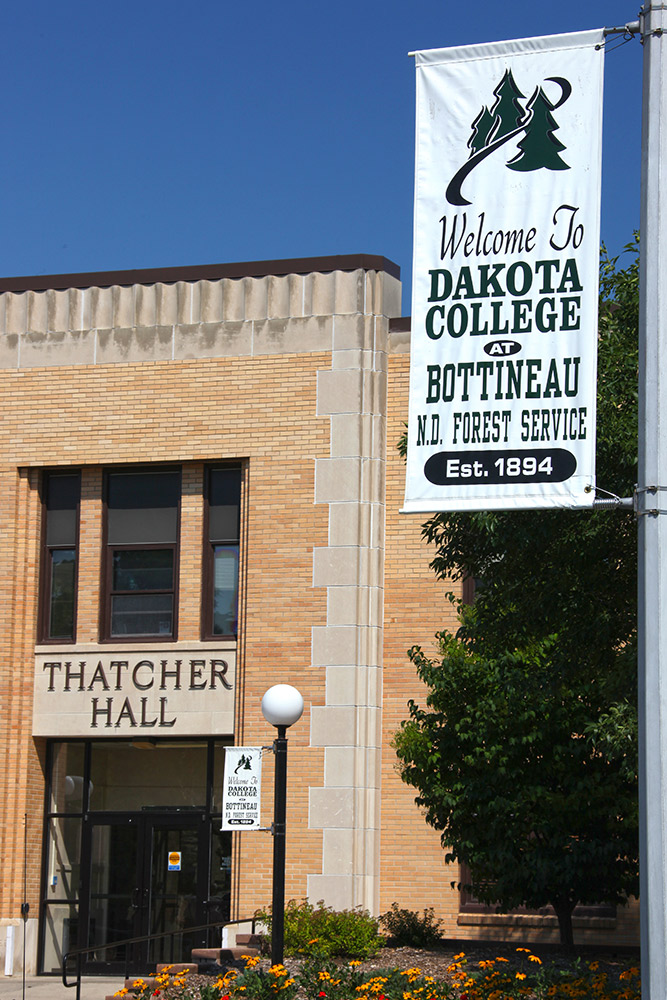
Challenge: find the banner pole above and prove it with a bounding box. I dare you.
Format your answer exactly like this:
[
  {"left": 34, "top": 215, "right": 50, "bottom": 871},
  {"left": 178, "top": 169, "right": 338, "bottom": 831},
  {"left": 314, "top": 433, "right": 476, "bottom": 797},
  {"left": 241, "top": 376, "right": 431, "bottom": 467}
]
[{"left": 638, "top": 3, "right": 667, "bottom": 997}]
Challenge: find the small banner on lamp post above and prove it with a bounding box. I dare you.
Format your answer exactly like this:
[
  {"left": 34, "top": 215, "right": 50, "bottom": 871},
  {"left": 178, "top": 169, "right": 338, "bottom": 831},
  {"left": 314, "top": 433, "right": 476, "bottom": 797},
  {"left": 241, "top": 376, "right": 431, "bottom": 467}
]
[
  {"left": 404, "top": 29, "right": 605, "bottom": 512},
  {"left": 221, "top": 747, "right": 263, "bottom": 830}
]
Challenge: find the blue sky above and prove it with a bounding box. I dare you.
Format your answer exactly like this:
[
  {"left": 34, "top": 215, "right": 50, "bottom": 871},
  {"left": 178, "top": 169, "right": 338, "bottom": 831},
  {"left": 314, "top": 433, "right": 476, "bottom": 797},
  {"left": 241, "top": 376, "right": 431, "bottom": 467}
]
[{"left": 0, "top": 1, "right": 641, "bottom": 311}]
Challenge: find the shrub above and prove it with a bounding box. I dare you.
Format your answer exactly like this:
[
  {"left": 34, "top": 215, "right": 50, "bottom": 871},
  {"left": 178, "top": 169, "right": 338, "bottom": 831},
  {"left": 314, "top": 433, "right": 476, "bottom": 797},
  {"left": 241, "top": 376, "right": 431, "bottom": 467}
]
[
  {"left": 254, "top": 898, "right": 384, "bottom": 959},
  {"left": 379, "top": 903, "right": 443, "bottom": 947}
]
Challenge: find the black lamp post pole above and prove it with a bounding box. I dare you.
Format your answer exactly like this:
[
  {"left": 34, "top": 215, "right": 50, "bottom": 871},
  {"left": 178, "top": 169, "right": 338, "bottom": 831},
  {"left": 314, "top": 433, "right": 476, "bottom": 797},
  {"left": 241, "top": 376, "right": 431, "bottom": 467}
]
[{"left": 271, "top": 724, "right": 288, "bottom": 967}]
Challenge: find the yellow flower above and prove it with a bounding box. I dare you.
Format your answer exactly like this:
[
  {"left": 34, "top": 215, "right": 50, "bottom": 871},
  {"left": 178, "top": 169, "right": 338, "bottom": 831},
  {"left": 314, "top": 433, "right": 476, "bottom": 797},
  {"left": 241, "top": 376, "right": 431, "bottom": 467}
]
[
  {"left": 515, "top": 972, "right": 527, "bottom": 980},
  {"left": 349, "top": 960, "right": 362, "bottom": 967},
  {"left": 453, "top": 952, "right": 466, "bottom": 961},
  {"left": 516, "top": 947, "right": 531, "bottom": 953},
  {"left": 528, "top": 955, "right": 542, "bottom": 964}
]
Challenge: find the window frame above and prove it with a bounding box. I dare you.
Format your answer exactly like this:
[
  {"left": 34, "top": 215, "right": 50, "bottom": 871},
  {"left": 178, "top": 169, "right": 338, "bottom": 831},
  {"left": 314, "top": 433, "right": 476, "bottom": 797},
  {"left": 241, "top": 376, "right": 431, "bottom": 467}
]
[
  {"left": 458, "top": 862, "right": 616, "bottom": 919},
  {"left": 201, "top": 464, "right": 242, "bottom": 641},
  {"left": 39, "top": 470, "right": 81, "bottom": 644},
  {"left": 100, "top": 466, "right": 181, "bottom": 643}
]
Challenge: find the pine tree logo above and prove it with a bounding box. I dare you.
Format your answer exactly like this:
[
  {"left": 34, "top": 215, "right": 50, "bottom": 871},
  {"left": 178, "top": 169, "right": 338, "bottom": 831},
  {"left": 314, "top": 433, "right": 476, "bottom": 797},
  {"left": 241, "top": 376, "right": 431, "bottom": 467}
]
[{"left": 446, "top": 71, "right": 572, "bottom": 206}]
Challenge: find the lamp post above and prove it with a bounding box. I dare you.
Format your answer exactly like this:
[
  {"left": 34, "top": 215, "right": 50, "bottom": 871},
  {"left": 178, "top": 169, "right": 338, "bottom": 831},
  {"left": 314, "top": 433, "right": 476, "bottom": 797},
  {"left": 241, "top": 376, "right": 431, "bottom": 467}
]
[{"left": 261, "top": 684, "right": 304, "bottom": 967}]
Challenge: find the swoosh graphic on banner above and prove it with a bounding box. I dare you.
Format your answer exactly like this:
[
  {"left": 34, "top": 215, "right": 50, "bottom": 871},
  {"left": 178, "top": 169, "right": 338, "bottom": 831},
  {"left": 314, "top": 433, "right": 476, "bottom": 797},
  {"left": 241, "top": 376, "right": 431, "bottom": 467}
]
[{"left": 445, "top": 76, "right": 572, "bottom": 207}]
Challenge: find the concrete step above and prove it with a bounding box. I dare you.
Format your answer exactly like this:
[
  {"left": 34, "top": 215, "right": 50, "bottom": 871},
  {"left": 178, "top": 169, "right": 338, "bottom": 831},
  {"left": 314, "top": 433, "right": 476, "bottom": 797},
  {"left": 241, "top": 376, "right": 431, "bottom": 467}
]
[
  {"left": 191, "top": 944, "right": 260, "bottom": 965},
  {"left": 236, "top": 933, "right": 263, "bottom": 948}
]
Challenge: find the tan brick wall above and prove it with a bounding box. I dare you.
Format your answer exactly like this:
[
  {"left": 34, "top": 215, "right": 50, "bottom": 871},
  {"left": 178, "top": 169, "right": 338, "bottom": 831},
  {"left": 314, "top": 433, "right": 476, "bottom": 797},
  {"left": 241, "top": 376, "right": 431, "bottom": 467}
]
[
  {"left": 380, "top": 347, "right": 463, "bottom": 934},
  {"left": 0, "top": 349, "right": 332, "bottom": 926}
]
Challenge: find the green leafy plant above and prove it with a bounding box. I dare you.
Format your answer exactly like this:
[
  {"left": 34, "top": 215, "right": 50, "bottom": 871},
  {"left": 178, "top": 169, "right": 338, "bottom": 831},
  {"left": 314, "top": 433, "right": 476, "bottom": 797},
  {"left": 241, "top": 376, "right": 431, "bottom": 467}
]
[
  {"left": 254, "top": 898, "right": 384, "bottom": 959},
  {"left": 380, "top": 903, "right": 443, "bottom": 947}
]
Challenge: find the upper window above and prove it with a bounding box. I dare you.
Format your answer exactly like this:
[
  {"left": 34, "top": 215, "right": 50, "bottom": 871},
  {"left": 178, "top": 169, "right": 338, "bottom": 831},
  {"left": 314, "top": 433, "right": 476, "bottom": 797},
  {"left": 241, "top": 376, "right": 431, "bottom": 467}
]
[
  {"left": 203, "top": 466, "right": 241, "bottom": 639},
  {"left": 40, "top": 472, "right": 80, "bottom": 642},
  {"left": 103, "top": 468, "right": 181, "bottom": 640}
]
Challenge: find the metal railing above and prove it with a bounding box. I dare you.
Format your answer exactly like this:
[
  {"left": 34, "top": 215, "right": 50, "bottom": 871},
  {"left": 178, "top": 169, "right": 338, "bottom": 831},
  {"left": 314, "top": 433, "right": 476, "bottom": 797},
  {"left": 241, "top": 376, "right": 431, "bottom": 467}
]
[{"left": 62, "top": 916, "right": 258, "bottom": 1000}]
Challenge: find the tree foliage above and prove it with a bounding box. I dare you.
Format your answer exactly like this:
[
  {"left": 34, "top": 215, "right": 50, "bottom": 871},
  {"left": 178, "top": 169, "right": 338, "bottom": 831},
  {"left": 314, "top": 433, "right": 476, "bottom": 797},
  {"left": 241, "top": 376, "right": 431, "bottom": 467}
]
[{"left": 394, "top": 239, "right": 639, "bottom": 949}]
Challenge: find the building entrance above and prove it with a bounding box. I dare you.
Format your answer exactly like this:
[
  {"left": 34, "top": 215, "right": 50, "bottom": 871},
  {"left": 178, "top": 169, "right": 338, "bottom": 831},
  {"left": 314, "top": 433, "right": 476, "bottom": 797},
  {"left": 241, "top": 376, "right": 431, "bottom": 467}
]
[
  {"left": 80, "top": 811, "right": 208, "bottom": 974},
  {"left": 40, "top": 739, "right": 232, "bottom": 975}
]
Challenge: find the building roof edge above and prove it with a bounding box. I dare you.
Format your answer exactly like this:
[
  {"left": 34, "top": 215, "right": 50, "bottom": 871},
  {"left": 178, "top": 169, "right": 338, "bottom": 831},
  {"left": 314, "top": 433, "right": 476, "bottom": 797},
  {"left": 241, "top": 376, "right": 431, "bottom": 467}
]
[{"left": 0, "top": 253, "right": 400, "bottom": 293}]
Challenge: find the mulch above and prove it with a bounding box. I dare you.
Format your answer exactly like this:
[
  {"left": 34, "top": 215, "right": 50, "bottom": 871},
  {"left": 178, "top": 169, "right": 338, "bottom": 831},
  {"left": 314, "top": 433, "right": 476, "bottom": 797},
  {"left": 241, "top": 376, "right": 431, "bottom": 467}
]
[{"left": 137, "top": 943, "right": 641, "bottom": 998}]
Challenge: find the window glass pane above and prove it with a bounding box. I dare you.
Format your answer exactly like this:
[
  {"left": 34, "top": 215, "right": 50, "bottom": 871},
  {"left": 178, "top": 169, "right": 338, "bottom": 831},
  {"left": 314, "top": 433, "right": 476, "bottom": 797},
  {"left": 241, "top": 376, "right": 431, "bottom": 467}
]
[
  {"left": 47, "top": 474, "right": 80, "bottom": 509},
  {"left": 111, "top": 594, "right": 173, "bottom": 636},
  {"left": 45, "top": 474, "right": 79, "bottom": 546},
  {"left": 46, "top": 817, "right": 81, "bottom": 901},
  {"left": 107, "top": 471, "right": 179, "bottom": 544},
  {"left": 209, "top": 468, "right": 241, "bottom": 509},
  {"left": 89, "top": 742, "right": 207, "bottom": 810},
  {"left": 112, "top": 550, "right": 173, "bottom": 591},
  {"left": 41, "top": 903, "right": 80, "bottom": 974},
  {"left": 108, "top": 471, "right": 180, "bottom": 509},
  {"left": 209, "top": 468, "right": 240, "bottom": 542},
  {"left": 46, "top": 509, "right": 77, "bottom": 546},
  {"left": 209, "top": 506, "right": 239, "bottom": 543},
  {"left": 212, "top": 546, "right": 238, "bottom": 636},
  {"left": 49, "top": 742, "right": 86, "bottom": 813},
  {"left": 209, "top": 826, "right": 232, "bottom": 926},
  {"left": 49, "top": 549, "right": 76, "bottom": 639},
  {"left": 108, "top": 507, "right": 178, "bottom": 544}
]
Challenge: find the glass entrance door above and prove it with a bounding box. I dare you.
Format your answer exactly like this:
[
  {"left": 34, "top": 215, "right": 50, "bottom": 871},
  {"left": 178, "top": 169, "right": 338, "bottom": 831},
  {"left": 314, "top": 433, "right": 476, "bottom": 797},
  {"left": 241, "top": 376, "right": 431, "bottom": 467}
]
[{"left": 80, "top": 813, "right": 208, "bottom": 974}]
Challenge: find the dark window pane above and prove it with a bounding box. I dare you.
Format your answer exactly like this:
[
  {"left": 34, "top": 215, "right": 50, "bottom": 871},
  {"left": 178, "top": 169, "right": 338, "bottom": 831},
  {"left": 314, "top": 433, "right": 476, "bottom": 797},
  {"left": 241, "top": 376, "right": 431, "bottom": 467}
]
[
  {"left": 49, "top": 549, "right": 76, "bottom": 639},
  {"left": 107, "top": 471, "right": 179, "bottom": 544},
  {"left": 108, "top": 471, "right": 180, "bottom": 509},
  {"left": 47, "top": 474, "right": 80, "bottom": 510},
  {"left": 209, "top": 469, "right": 241, "bottom": 509},
  {"left": 89, "top": 742, "right": 207, "bottom": 809},
  {"left": 209, "top": 506, "right": 239, "bottom": 543},
  {"left": 209, "top": 469, "right": 240, "bottom": 542},
  {"left": 107, "top": 507, "right": 178, "bottom": 544},
  {"left": 46, "top": 509, "right": 77, "bottom": 547},
  {"left": 212, "top": 546, "right": 238, "bottom": 636},
  {"left": 110, "top": 594, "right": 173, "bottom": 636},
  {"left": 46, "top": 474, "right": 79, "bottom": 546},
  {"left": 112, "top": 550, "right": 173, "bottom": 591}
]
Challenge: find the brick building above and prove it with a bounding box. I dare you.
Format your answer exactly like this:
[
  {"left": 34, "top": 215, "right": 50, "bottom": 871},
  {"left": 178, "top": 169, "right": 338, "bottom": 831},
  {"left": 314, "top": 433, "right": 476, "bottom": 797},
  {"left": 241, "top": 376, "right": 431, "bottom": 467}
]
[{"left": 0, "top": 255, "right": 637, "bottom": 977}]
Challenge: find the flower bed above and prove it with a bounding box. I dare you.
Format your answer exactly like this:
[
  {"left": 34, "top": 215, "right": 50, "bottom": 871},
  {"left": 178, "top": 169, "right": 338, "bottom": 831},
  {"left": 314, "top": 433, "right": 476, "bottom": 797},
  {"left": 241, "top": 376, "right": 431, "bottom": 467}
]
[{"left": 113, "top": 949, "right": 641, "bottom": 1000}]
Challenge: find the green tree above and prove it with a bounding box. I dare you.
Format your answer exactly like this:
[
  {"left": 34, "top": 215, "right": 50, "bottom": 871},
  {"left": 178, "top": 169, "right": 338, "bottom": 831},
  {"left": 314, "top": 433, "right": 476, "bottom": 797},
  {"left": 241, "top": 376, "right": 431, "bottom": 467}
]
[
  {"left": 468, "top": 106, "right": 496, "bottom": 156},
  {"left": 394, "top": 239, "right": 639, "bottom": 950},
  {"left": 508, "top": 86, "right": 569, "bottom": 172},
  {"left": 488, "top": 69, "right": 526, "bottom": 141}
]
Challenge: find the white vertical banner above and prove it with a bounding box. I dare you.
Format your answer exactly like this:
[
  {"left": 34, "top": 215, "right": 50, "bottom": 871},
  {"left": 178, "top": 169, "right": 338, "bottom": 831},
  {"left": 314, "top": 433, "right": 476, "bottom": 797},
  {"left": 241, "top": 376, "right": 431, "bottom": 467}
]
[
  {"left": 404, "top": 30, "right": 605, "bottom": 512},
  {"left": 221, "top": 746, "right": 263, "bottom": 830}
]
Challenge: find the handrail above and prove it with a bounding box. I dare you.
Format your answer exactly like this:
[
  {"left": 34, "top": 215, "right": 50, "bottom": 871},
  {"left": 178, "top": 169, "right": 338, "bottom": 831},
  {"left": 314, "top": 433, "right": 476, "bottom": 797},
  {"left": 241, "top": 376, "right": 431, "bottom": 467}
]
[{"left": 62, "top": 916, "right": 258, "bottom": 1000}]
